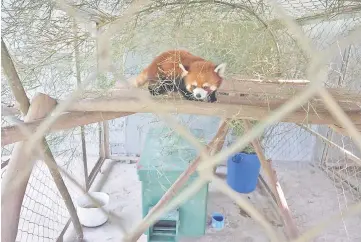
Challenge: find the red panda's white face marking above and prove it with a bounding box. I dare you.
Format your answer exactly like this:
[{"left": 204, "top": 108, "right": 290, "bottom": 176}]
[
  {"left": 185, "top": 81, "right": 210, "bottom": 100},
  {"left": 192, "top": 87, "right": 208, "bottom": 100}
]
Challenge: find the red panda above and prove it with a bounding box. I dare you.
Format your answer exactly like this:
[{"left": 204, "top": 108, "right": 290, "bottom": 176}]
[{"left": 133, "top": 50, "right": 226, "bottom": 103}]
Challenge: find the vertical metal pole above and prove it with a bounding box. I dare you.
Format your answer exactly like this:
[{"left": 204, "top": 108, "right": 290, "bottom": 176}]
[
  {"left": 73, "top": 20, "right": 89, "bottom": 191},
  {"left": 103, "top": 121, "right": 110, "bottom": 158},
  {"left": 95, "top": 21, "right": 106, "bottom": 162}
]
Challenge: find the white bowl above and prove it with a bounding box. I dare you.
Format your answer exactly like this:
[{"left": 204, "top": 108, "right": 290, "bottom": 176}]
[{"left": 76, "top": 192, "right": 110, "bottom": 227}]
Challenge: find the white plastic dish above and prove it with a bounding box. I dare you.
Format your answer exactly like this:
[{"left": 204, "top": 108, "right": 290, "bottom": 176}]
[{"left": 76, "top": 192, "right": 110, "bottom": 227}]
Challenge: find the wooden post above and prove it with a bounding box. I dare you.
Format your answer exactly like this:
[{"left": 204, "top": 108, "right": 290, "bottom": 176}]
[
  {"left": 125, "top": 119, "right": 230, "bottom": 242},
  {"left": 243, "top": 120, "right": 299, "bottom": 239}
]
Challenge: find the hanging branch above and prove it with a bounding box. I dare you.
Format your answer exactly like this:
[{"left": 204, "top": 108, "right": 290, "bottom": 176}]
[{"left": 1, "top": 38, "right": 30, "bottom": 115}]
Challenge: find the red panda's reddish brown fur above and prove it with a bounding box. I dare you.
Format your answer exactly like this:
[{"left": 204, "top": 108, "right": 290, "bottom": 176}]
[{"left": 133, "top": 49, "right": 226, "bottom": 102}]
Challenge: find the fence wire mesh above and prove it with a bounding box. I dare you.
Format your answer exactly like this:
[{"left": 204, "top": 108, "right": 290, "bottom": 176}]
[
  {"left": 1, "top": 121, "right": 100, "bottom": 241},
  {"left": 1, "top": 0, "right": 361, "bottom": 242}
]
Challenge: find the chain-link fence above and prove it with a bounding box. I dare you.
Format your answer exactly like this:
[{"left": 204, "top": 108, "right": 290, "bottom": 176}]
[{"left": 1, "top": 0, "right": 361, "bottom": 241}]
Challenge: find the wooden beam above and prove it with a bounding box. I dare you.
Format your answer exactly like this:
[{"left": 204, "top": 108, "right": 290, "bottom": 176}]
[
  {"left": 3, "top": 77, "right": 360, "bottom": 147},
  {"left": 85, "top": 78, "right": 361, "bottom": 106},
  {"left": 65, "top": 90, "right": 361, "bottom": 126},
  {"left": 2, "top": 111, "right": 133, "bottom": 146},
  {"left": 243, "top": 120, "right": 299, "bottom": 239},
  {"left": 221, "top": 77, "right": 361, "bottom": 104}
]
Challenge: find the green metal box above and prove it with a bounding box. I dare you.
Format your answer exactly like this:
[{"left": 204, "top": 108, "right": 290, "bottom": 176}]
[{"left": 137, "top": 127, "right": 209, "bottom": 241}]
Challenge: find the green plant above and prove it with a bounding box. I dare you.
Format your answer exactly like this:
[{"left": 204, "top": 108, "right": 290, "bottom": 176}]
[{"left": 229, "top": 120, "right": 264, "bottom": 154}]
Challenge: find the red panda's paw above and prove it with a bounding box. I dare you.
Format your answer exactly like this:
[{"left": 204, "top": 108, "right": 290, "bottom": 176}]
[
  {"left": 132, "top": 78, "right": 141, "bottom": 88},
  {"left": 132, "top": 72, "right": 149, "bottom": 87},
  {"left": 208, "top": 91, "right": 217, "bottom": 103}
]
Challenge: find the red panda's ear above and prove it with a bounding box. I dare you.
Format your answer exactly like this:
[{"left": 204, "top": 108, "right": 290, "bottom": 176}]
[
  {"left": 179, "top": 64, "right": 189, "bottom": 77},
  {"left": 214, "top": 63, "right": 226, "bottom": 78}
]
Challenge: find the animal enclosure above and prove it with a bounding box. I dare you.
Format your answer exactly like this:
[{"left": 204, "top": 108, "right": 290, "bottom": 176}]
[{"left": 1, "top": 0, "right": 361, "bottom": 242}]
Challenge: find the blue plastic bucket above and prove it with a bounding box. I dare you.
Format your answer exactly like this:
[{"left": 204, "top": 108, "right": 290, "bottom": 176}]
[{"left": 226, "top": 152, "right": 261, "bottom": 194}]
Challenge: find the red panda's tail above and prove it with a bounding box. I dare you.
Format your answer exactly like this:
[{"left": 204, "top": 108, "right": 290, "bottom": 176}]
[{"left": 132, "top": 69, "right": 149, "bottom": 87}]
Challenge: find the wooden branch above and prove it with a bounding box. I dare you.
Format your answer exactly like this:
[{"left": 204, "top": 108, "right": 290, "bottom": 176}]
[
  {"left": 243, "top": 120, "right": 299, "bottom": 239},
  {"left": 1, "top": 38, "right": 30, "bottom": 115},
  {"left": 2, "top": 111, "right": 133, "bottom": 146},
  {"left": 66, "top": 91, "right": 361, "bottom": 126},
  {"left": 126, "top": 119, "right": 230, "bottom": 242}
]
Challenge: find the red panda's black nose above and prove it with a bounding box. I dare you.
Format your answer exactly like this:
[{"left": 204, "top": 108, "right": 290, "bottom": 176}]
[{"left": 196, "top": 93, "right": 201, "bottom": 98}]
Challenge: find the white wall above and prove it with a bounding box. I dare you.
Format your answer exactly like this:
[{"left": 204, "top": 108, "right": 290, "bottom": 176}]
[
  {"left": 109, "top": 115, "right": 319, "bottom": 163},
  {"left": 109, "top": 114, "right": 235, "bottom": 157}
]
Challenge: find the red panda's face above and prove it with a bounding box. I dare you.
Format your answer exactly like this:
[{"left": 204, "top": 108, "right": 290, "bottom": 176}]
[
  {"left": 179, "top": 62, "right": 226, "bottom": 101},
  {"left": 185, "top": 80, "right": 217, "bottom": 100}
]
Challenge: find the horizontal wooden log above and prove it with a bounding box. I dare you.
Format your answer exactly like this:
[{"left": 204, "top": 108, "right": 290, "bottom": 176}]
[
  {"left": 223, "top": 77, "right": 361, "bottom": 105},
  {"left": 88, "top": 77, "right": 361, "bottom": 104},
  {"left": 2, "top": 111, "right": 133, "bottom": 146},
  {"left": 83, "top": 78, "right": 361, "bottom": 113},
  {"left": 2, "top": 78, "right": 360, "bottom": 146},
  {"left": 65, "top": 89, "right": 361, "bottom": 127}
]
